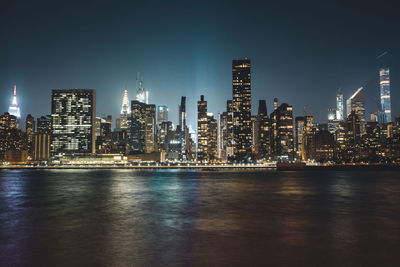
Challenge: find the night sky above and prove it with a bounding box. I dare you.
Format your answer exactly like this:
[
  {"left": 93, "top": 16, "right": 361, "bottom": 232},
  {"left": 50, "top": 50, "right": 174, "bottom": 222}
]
[{"left": 1, "top": 0, "right": 399, "bottom": 131}]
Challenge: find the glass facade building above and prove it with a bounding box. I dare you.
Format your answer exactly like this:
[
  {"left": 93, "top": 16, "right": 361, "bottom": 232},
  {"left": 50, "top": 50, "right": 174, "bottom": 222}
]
[
  {"left": 51, "top": 89, "right": 96, "bottom": 156},
  {"left": 379, "top": 68, "right": 391, "bottom": 123},
  {"left": 232, "top": 58, "right": 252, "bottom": 160}
]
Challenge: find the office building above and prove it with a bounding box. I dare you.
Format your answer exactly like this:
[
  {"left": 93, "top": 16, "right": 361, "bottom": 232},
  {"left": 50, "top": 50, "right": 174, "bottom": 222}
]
[
  {"left": 336, "top": 92, "right": 344, "bottom": 121},
  {"left": 197, "top": 95, "right": 208, "bottom": 162},
  {"left": 51, "top": 89, "right": 96, "bottom": 156},
  {"left": 26, "top": 114, "right": 35, "bottom": 156},
  {"left": 346, "top": 87, "right": 366, "bottom": 134},
  {"left": 379, "top": 68, "right": 391, "bottom": 123},
  {"left": 232, "top": 58, "right": 252, "bottom": 160},
  {"left": 271, "top": 103, "right": 295, "bottom": 161},
  {"left": 295, "top": 115, "right": 314, "bottom": 158}
]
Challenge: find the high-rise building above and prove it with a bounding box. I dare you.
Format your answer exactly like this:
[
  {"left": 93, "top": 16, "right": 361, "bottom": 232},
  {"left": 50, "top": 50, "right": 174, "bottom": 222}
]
[
  {"left": 271, "top": 103, "right": 295, "bottom": 161},
  {"left": 136, "top": 72, "right": 148, "bottom": 104},
  {"left": 0, "top": 112, "right": 22, "bottom": 159},
  {"left": 26, "top": 114, "right": 35, "bottom": 156},
  {"left": 197, "top": 95, "right": 208, "bottom": 162},
  {"left": 336, "top": 92, "right": 344, "bottom": 121},
  {"left": 51, "top": 89, "right": 96, "bottom": 156},
  {"left": 222, "top": 100, "right": 234, "bottom": 160},
  {"left": 157, "top": 105, "right": 168, "bottom": 125},
  {"left": 37, "top": 115, "right": 52, "bottom": 134},
  {"left": 232, "top": 58, "right": 252, "bottom": 160},
  {"left": 346, "top": 87, "right": 366, "bottom": 134},
  {"left": 120, "top": 89, "right": 131, "bottom": 129},
  {"left": 144, "top": 104, "right": 156, "bottom": 153},
  {"left": 379, "top": 68, "right": 391, "bottom": 123},
  {"left": 129, "top": 100, "right": 156, "bottom": 154},
  {"left": 8, "top": 85, "right": 21, "bottom": 123},
  {"left": 273, "top": 98, "right": 278, "bottom": 111},
  {"left": 178, "top": 96, "right": 187, "bottom": 160},
  {"left": 327, "top": 108, "right": 340, "bottom": 135},
  {"left": 255, "top": 100, "right": 270, "bottom": 160},
  {"left": 130, "top": 100, "right": 146, "bottom": 153},
  {"left": 295, "top": 116, "right": 314, "bottom": 158},
  {"left": 207, "top": 113, "right": 218, "bottom": 161}
]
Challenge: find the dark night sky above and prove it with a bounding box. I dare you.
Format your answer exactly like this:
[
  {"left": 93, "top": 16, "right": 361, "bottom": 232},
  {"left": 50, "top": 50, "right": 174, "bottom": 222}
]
[{"left": 1, "top": 0, "right": 399, "bottom": 131}]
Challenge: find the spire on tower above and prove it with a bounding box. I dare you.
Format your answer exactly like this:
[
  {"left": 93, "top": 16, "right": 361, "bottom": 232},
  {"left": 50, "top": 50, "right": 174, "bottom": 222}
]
[{"left": 9, "top": 84, "right": 21, "bottom": 119}]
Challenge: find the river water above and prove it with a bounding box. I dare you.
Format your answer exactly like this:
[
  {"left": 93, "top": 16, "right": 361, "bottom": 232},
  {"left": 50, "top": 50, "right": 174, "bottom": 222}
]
[{"left": 0, "top": 169, "right": 399, "bottom": 266}]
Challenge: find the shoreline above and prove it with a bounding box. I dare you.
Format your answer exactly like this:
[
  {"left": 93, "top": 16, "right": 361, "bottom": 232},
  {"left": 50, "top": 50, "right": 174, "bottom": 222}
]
[{"left": 0, "top": 164, "right": 399, "bottom": 171}]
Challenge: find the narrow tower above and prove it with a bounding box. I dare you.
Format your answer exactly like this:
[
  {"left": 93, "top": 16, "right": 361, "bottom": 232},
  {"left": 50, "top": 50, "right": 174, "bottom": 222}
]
[
  {"left": 9, "top": 85, "right": 21, "bottom": 119},
  {"left": 379, "top": 67, "right": 391, "bottom": 123}
]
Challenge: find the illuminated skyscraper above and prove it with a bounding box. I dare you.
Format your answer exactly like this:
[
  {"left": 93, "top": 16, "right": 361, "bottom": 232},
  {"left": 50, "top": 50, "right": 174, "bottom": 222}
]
[
  {"left": 8, "top": 85, "right": 21, "bottom": 120},
  {"left": 197, "top": 95, "right": 208, "bottom": 162},
  {"left": 26, "top": 114, "right": 35, "bottom": 156},
  {"left": 270, "top": 103, "right": 295, "bottom": 161},
  {"left": 232, "top": 58, "right": 252, "bottom": 160},
  {"left": 346, "top": 87, "right": 366, "bottom": 134},
  {"left": 136, "top": 72, "right": 148, "bottom": 104},
  {"left": 336, "top": 91, "right": 344, "bottom": 121},
  {"left": 51, "top": 89, "right": 96, "bottom": 156},
  {"left": 295, "top": 115, "right": 313, "bottom": 158},
  {"left": 222, "top": 100, "right": 234, "bottom": 160},
  {"left": 120, "top": 89, "right": 131, "bottom": 129},
  {"left": 178, "top": 96, "right": 187, "bottom": 160},
  {"left": 157, "top": 105, "right": 168, "bottom": 125},
  {"left": 379, "top": 68, "right": 391, "bottom": 123}
]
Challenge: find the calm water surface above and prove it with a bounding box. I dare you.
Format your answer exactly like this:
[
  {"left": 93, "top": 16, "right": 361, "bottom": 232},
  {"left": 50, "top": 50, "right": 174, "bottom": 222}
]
[{"left": 0, "top": 169, "right": 399, "bottom": 266}]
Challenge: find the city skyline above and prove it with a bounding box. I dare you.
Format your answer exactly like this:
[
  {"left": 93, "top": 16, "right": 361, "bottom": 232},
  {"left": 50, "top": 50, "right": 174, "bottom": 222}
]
[{"left": 1, "top": 0, "right": 399, "bottom": 129}]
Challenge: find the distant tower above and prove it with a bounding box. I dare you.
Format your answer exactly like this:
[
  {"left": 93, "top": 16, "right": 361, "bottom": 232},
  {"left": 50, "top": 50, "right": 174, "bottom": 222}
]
[
  {"left": 120, "top": 89, "right": 131, "bottom": 129},
  {"left": 136, "top": 72, "right": 148, "bottom": 104},
  {"left": 379, "top": 67, "right": 391, "bottom": 123},
  {"left": 273, "top": 98, "right": 278, "bottom": 111},
  {"left": 336, "top": 89, "right": 344, "bottom": 121},
  {"left": 346, "top": 87, "right": 366, "bottom": 134},
  {"left": 9, "top": 85, "right": 21, "bottom": 119}
]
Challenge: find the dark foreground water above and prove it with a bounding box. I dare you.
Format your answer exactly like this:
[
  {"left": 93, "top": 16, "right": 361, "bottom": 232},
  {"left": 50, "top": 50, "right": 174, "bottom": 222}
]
[{"left": 0, "top": 169, "right": 400, "bottom": 266}]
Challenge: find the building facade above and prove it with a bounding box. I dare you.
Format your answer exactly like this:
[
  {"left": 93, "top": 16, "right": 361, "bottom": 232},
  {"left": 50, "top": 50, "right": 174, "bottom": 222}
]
[
  {"left": 51, "top": 89, "right": 96, "bottom": 156},
  {"left": 232, "top": 58, "right": 252, "bottom": 160},
  {"left": 379, "top": 68, "right": 391, "bottom": 123}
]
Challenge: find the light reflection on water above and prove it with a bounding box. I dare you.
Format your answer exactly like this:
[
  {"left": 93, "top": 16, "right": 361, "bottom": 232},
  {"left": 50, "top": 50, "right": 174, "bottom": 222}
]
[{"left": 0, "top": 169, "right": 399, "bottom": 266}]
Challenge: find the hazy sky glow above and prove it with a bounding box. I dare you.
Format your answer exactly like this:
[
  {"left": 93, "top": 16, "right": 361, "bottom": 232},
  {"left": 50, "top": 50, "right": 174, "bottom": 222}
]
[{"left": 1, "top": 0, "right": 399, "bottom": 129}]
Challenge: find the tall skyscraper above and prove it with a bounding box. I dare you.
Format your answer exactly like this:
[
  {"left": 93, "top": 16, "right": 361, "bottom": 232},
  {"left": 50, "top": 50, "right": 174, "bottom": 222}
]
[
  {"left": 336, "top": 91, "right": 344, "bottom": 121},
  {"left": 295, "top": 115, "right": 313, "bottom": 158},
  {"left": 136, "top": 72, "right": 148, "bottom": 104},
  {"left": 379, "top": 67, "right": 391, "bottom": 123},
  {"left": 130, "top": 100, "right": 146, "bottom": 153},
  {"left": 144, "top": 104, "right": 156, "bottom": 153},
  {"left": 207, "top": 113, "right": 218, "bottom": 161},
  {"left": 26, "top": 114, "right": 35, "bottom": 156},
  {"left": 51, "top": 89, "right": 96, "bottom": 156},
  {"left": 120, "top": 89, "right": 131, "bottom": 129},
  {"left": 270, "top": 103, "right": 295, "bottom": 161},
  {"left": 178, "top": 96, "right": 187, "bottom": 160},
  {"left": 232, "top": 58, "right": 252, "bottom": 160},
  {"left": 8, "top": 85, "right": 21, "bottom": 120},
  {"left": 129, "top": 100, "right": 156, "bottom": 153},
  {"left": 222, "top": 100, "right": 234, "bottom": 160},
  {"left": 346, "top": 87, "right": 366, "bottom": 134},
  {"left": 255, "top": 100, "right": 270, "bottom": 159},
  {"left": 37, "top": 115, "right": 52, "bottom": 134},
  {"left": 157, "top": 105, "right": 168, "bottom": 125},
  {"left": 197, "top": 95, "right": 208, "bottom": 162}
]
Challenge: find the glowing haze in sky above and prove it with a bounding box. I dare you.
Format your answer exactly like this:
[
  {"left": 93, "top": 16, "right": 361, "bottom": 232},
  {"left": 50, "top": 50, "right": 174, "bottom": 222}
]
[{"left": 0, "top": 0, "right": 399, "bottom": 130}]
